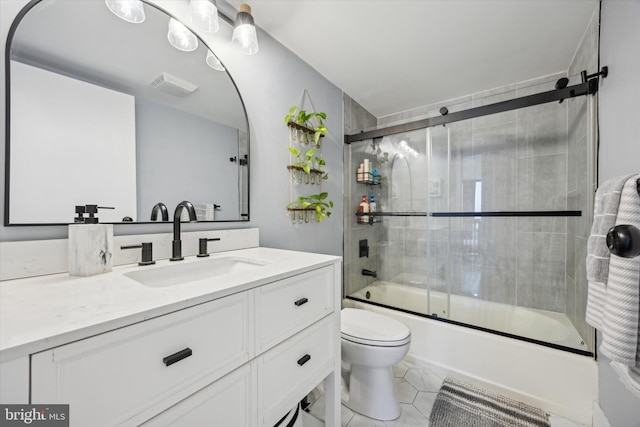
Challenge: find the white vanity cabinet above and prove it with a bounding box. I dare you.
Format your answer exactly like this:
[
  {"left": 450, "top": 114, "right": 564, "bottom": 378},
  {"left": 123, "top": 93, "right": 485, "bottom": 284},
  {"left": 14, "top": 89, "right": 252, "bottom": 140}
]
[
  {"left": 141, "top": 363, "right": 257, "bottom": 427},
  {"left": 26, "top": 262, "right": 341, "bottom": 427},
  {"left": 31, "top": 291, "right": 254, "bottom": 426}
]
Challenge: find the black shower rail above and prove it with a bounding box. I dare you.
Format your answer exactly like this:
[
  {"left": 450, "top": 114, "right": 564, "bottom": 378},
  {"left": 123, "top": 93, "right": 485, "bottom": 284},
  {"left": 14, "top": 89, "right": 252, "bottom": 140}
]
[
  {"left": 344, "top": 67, "right": 608, "bottom": 144},
  {"left": 355, "top": 210, "right": 581, "bottom": 218}
]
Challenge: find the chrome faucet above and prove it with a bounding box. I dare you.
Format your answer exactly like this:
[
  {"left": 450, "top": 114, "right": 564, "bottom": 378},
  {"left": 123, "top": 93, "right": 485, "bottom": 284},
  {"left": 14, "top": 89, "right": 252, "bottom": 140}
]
[
  {"left": 150, "top": 202, "right": 169, "bottom": 221},
  {"left": 170, "top": 201, "right": 197, "bottom": 261}
]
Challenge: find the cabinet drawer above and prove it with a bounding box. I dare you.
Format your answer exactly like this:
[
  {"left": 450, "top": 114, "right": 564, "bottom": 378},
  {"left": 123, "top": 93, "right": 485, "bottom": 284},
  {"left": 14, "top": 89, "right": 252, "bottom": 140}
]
[
  {"left": 31, "top": 291, "right": 253, "bottom": 427},
  {"left": 258, "top": 315, "right": 336, "bottom": 426},
  {"left": 141, "top": 363, "right": 256, "bottom": 427},
  {"left": 256, "top": 266, "right": 333, "bottom": 352}
]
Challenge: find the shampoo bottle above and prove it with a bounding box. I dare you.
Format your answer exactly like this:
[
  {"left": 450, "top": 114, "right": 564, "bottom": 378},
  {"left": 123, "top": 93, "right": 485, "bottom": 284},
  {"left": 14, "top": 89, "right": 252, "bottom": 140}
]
[
  {"left": 369, "top": 192, "right": 377, "bottom": 214},
  {"left": 359, "top": 195, "right": 369, "bottom": 224}
]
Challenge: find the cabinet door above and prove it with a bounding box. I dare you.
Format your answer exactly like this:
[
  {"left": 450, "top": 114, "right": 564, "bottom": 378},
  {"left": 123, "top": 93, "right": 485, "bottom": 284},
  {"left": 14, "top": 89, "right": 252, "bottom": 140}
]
[
  {"left": 256, "top": 266, "right": 333, "bottom": 353},
  {"left": 258, "top": 315, "right": 336, "bottom": 427},
  {"left": 0, "top": 357, "right": 29, "bottom": 403},
  {"left": 31, "top": 291, "right": 253, "bottom": 427},
  {"left": 141, "top": 363, "right": 256, "bottom": 427}
]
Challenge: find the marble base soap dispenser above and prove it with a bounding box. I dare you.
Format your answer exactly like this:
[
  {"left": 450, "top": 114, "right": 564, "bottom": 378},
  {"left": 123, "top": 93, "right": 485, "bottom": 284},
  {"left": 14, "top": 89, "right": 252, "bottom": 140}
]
[{"left": 68, "top": 205, "right": 113, "bottom": 276}]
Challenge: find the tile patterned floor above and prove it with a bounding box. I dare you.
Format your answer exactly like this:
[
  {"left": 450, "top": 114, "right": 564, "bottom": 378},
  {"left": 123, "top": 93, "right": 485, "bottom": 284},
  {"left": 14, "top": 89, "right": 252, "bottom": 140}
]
[{"left": 307, "top": 358, "right": 589, "bottom": 427}]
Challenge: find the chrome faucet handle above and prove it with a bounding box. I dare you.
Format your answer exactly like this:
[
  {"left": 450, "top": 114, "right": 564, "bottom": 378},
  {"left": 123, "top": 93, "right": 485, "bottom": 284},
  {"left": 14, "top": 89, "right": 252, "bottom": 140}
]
[
  {"left": 197, "top": 238, "right": 221, "bottom": 257},
  {"left": 121, "top": 242, "right": 155, "bottom": 266}
]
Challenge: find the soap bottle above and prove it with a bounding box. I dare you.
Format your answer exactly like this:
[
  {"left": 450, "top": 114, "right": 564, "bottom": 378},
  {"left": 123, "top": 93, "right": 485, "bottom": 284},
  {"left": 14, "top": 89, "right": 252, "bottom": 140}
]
[
  {"left": 359, "top": 195, "right": 369, "bottom": 224},
  {"left": 372, "top": 167, "right": 379, "bottom": 183},
  {"left": 369, "top": 192, "right": 377, "bottom": 218},
  {"left": 68, "top": 205, "right": 114, "bottom": 276},
  {"left": 357, "top": 164, "right": 364, "bottom": 182}
]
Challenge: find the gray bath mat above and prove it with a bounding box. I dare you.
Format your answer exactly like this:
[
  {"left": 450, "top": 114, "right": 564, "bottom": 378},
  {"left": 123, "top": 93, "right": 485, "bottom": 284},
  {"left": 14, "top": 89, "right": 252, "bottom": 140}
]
[{"left": 429, "top": 377, "right": 550, "bottom": 427}]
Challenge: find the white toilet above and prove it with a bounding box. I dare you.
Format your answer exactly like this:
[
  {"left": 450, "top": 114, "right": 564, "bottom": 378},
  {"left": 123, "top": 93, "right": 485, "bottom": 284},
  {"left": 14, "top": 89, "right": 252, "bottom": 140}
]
[{"left": 341, "top": 308, "right": 411, "bottom": 421}]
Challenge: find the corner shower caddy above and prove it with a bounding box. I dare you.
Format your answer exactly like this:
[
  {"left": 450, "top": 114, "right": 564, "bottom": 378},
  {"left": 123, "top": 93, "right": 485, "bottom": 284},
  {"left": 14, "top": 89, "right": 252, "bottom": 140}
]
[
  {"left": 286, "top": 90, "right": 331, "bottom": 224},
  {"left": 355, "top": 167, "right": 382, "bottom": 225}
]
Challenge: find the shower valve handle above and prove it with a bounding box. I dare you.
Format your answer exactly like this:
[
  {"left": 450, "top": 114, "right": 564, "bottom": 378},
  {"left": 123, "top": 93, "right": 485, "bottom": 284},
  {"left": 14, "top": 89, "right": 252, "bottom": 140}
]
[{"left": 606, "top": 225, "right": 640, "bottom": 258}]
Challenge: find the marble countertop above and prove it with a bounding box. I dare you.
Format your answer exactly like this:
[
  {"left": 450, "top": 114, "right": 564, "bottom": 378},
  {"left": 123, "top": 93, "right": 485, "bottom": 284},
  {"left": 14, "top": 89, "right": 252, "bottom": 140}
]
[{"left": 0, "top": 247, "right": 341, "bottom": 362}]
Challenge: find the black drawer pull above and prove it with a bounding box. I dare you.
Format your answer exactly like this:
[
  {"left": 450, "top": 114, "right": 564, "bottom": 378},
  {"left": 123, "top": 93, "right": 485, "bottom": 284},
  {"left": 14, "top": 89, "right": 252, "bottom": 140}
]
[
  {"left": 294, "top": 298, "right": 308, "bottom": 307},
  {"left": 297, "top": 354, "right": 311, "bottom": 366},
  {"left": 163, "top": 348, "right": 192, "bottom": 367}
]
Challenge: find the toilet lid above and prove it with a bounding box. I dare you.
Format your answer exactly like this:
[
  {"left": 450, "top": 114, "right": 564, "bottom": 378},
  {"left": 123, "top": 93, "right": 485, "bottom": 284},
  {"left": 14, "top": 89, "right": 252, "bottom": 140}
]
[{"left": 341, "top": 308, "right": 410, "bottom": 346}]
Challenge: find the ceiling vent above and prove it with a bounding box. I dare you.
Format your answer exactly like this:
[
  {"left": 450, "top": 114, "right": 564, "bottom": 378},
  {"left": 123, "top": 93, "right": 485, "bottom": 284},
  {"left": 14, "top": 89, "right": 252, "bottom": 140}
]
[{"left": 150, "top": 72, "right": 198, "bottom": 97}]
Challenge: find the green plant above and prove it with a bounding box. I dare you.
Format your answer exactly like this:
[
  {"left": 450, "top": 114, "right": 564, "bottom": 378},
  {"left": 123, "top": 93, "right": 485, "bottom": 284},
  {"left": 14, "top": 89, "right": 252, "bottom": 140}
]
[
  {"left": 288, "top": 147, "right": 317, "bottom": 174},
  {"left": 314, "top": 154, "right": 325, "bottom": 170},
  {"left": 284, "top": 106, "right": 328, "bottom": 145},
  {"left": 287, "top": 192, "right": 334, "bottom": 222},
  {"left": 314, "top": 155, "right": 328, "bottom": 180}
]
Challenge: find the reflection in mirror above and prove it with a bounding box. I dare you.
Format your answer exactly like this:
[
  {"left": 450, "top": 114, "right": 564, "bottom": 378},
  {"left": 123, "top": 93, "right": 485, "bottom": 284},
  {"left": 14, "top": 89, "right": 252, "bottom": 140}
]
[{"left": 6, "top": 0, "right": 249, "bottom": 225}]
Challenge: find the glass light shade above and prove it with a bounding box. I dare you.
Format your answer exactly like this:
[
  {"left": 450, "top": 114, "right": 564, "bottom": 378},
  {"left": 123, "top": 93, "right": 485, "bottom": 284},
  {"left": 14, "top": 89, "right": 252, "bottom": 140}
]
[
  {"left": 188, "top": 0, "right": 219, "bottom": 33},
  {"left": 167, "top": 18, "right": 198, "bottom": 52},
  {"left": 232, "top": 24, "right": 258, "bottom": 55},
  {"left": 206, "top": 50, "right": 225, "bottom": 71},
  {"left": 105, "top": 0, "right": 145, "bottom": 24}
]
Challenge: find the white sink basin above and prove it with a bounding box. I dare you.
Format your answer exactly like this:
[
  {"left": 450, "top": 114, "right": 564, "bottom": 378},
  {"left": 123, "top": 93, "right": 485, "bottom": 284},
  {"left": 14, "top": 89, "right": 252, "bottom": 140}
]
[{"left": 125, "top": 257, "right": 269, "bottom": 287}]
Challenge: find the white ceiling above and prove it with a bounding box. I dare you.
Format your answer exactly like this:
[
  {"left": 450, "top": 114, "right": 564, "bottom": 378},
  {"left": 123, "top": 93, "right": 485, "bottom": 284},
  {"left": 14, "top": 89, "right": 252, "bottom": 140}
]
[
  {"left": 11, "top": 0, "right": 246, "bottom": 130},
  {"left": 229, "top": 0, "right": 599, "bottom": 118}
]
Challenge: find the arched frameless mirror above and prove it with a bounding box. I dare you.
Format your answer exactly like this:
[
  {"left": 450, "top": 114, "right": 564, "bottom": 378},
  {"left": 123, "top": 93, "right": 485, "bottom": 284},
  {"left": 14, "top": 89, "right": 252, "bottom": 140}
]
[{"left": 5, "top": 0, "right": 249, "bottom": 225}]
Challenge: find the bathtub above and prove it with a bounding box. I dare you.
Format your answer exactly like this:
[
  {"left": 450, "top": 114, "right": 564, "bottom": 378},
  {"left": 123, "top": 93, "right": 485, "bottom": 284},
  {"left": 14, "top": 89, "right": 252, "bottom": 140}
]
[
  {"left": 343, "top": 281, "right": 597, "bottom": 425},
  {"left": 349, "top": 281, "right": 586, "bottom": 350}
]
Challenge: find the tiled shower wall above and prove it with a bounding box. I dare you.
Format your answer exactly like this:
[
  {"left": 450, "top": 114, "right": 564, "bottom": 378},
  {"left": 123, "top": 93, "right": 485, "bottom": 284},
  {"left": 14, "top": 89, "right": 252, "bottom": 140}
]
[
  {"left": 343, "top": 94, "right": 377, "bottom": 297},
  {"left": 345, "top": 74, "right": 594, "bottom": 319},
  {"left": 371, "top": 75, "right": 573, "bottom": 314},
  {"left": 566, "top": 9, "right": 599, "bottom": 351}
]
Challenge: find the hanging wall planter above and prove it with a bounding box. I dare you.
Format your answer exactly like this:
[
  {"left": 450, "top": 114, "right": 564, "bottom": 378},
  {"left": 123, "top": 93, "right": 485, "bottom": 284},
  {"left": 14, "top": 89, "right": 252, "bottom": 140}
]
[
  {"left": 284, "top": 106, "right": 327, "bottom": 147},
  {"left": 285, "top": 89, "right": 331, "bottom": 224},
  {"left": 287, "top": 193, "right": 334, "bottom": 223}
]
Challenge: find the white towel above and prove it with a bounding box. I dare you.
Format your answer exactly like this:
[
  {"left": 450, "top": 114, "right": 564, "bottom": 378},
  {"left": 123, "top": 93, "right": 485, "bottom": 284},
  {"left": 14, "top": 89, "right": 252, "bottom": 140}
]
[
  {"left": 587, "top": 175, "right": 640, "bottom": 398},
  {"left": 585, "top": 174, "right": 636, "bottom": 328},
  {"left": 180, "top": 203, "right": 215, "bottom": 221},
  {"left": 599, "top": 176, "right": 640, "bottom": 364}
]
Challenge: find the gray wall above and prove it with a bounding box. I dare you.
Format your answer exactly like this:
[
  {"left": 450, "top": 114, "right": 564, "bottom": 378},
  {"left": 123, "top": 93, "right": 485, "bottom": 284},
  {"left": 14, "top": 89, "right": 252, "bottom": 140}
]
[
  {"left": 0, "top": 0, "right": 343, "bottom": 256},
  {"left": 597, "top": 0, "right": 640, "bottom": 425}
]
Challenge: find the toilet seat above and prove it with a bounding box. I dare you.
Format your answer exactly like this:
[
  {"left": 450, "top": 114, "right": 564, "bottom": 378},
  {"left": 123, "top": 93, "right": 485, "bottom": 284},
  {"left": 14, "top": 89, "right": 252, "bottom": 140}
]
[{"left": 341, "top": 308, "right": 411, "bottom": 347}]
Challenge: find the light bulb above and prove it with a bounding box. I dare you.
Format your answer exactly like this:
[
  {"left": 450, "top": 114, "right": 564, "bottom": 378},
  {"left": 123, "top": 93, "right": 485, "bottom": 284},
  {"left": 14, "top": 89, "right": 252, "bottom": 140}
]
[
  {"left": 188, "top": 0, "right": 219, "bottom": 33},
  {"left": 167, "top": 18, "right": 198, "bottom": 52},
  {"left": 232, "top": 24, "right": 258, "bottom": 55},
  {"left": 206, "top": 50, "right": 225, "bottom": 71},
  {"left": 105, "top": 0, "right": 145, "bottom": 24},
  {"left": 232, "top": 4, "right": 259, "bottom": 55}
]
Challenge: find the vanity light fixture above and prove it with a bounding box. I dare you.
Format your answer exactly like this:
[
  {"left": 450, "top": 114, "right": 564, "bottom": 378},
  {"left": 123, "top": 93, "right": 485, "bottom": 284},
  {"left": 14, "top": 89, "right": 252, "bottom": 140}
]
[
  {"left": 206, "top": 50, "right": 225, "bottom": 71},
  {"left": 167, "top": 18, "right": 198, "bottom": 52},
  {"left": 232, "top": 4, "right": 259, "bottom": 55},
  {"left": 105, "top": 0, "right": 145, "bottom": 24},
  {"left": 188, "top": 0, "right": 220, "bottom": 33}
]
